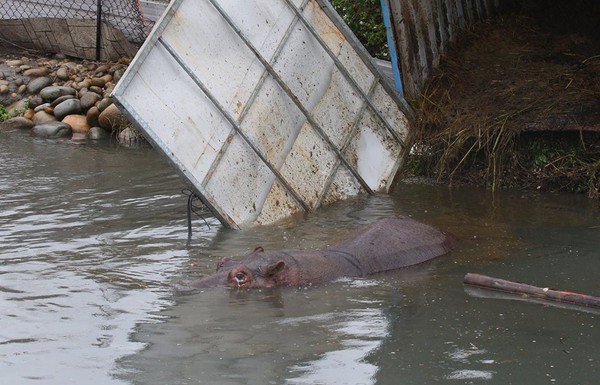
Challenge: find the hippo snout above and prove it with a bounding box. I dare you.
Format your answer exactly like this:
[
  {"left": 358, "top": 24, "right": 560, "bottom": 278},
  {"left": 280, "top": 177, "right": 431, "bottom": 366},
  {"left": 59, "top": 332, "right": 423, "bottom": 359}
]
[{"left": 189, "top": 270, "right": 230, "bottom": 288}]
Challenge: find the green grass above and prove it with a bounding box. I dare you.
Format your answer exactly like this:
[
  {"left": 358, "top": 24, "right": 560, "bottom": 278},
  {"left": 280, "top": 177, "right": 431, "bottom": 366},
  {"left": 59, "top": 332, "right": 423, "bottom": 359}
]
[{"left": 0, "top": 103, "right": 9, "bottom": 122}]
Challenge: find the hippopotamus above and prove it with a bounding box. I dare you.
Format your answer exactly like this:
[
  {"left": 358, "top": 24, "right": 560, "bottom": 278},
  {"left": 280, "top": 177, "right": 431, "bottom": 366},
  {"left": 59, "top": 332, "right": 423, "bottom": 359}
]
[{"left": 190, "top": 216, "right": 455, "bottom": 289}]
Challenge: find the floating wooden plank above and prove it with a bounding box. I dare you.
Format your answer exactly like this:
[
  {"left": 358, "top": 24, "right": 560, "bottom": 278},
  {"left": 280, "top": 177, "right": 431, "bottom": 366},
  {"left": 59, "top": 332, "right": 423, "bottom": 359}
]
[
  {"left": 464, "top": 273, "right": 600, "bottom": 309},
  {"left": 113, "top": 0, "right": 412, "bottom": 229}
]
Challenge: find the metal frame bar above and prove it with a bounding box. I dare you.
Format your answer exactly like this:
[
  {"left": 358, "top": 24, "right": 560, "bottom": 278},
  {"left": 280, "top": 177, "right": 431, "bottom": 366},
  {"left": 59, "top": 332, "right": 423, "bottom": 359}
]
[
  {"left": 379, "top": 0, "right": 404, "bottom": 96},
  {"left": 95, "top": 0, "right": 102, "bottom": 61}
]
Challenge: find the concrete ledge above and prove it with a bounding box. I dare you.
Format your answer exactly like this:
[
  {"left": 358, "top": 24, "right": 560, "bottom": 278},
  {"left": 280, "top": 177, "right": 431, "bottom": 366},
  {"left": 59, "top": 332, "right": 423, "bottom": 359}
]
[{"left": 0, "top": 17, "right": 138, "bottom": 60}]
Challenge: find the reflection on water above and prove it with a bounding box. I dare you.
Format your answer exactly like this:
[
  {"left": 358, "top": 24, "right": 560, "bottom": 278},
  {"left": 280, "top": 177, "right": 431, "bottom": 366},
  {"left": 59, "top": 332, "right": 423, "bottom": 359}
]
[
  {"left": 116, "top": 278, "right": 397, "bottom": 385},
  {"left": 0, "top": 132, "right": 193, "bottom": 384},
  {"left": 1, "top": 130, "right": 599, "bottom": 384},
  {"left": 283, "top": 304, "right": 388, "bottom": 384}
]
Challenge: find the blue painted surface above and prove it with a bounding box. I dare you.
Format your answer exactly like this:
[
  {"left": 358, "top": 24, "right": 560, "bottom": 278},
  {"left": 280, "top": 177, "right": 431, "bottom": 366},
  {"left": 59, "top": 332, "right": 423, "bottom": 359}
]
[{"left": 379, "top": 0, "right": 403, "bottom": 96}]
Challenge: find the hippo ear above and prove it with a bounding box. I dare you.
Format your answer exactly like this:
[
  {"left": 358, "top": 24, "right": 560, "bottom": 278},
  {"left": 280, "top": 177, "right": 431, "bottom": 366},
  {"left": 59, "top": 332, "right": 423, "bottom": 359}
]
[
  {"left": 265, "top": 260, "right": 285, "bottom": 277},
  {"left": 253, "top": 246, "right": 264, "bottom": 253},
  {"left": 216, "top": 257, "right": 231, "bottom": 272}
]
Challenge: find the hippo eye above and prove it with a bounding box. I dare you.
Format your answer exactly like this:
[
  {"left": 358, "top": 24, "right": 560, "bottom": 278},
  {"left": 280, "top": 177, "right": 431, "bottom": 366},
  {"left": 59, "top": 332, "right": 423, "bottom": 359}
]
[{"left": 229, "top": 268, "right": 252, "bottom": 288}]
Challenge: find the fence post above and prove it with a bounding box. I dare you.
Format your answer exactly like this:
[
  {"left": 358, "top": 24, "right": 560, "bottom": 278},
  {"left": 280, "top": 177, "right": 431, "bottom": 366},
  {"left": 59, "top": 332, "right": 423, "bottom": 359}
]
[{"left": 96, "top": 0, "right": 102, "bottom": 60}]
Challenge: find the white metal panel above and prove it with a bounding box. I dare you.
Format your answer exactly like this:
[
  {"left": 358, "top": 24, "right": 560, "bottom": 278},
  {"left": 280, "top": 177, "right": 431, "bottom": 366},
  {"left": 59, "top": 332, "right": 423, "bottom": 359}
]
[
  {"left": 113, "top": 0, "right": 411, "bottom": 229},
  {"left": 338, "top": 41, "right": 376, "bottom": 95},
  {"left": 355, "top": 115, "right": 400, "bottom": 191},
  {"left": 238, "top": 76, "right": 305, "bottom": 169},
  {"left": 203, "top": 134, "right": 277, "bottom": 226},
  {"left": 256, "top": 180, "right": 303, "bottom": 225},
  {"left": 218, "top": 0, "right": 297, "bottom": 62},
  {"left": 272, "top": 21, "right": 335, "bottom": 112},
  {"left": 119, "top": 44, "right": 231, "bottom": 182},
  {"left": 161, "top": 0, "right": 264, "bottom": 120},
  {"left": 321, "top": 167, "right": 361, "bottom": 206},
  {"left": 280, "top": 121, "right": 340, "bottom": 209}
]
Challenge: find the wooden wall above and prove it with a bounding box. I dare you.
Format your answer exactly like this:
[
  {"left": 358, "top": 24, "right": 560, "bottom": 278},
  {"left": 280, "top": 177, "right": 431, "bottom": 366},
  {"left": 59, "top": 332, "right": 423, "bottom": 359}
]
[{"left": 382, "top": 0, "right": 504, "bottom": 100}]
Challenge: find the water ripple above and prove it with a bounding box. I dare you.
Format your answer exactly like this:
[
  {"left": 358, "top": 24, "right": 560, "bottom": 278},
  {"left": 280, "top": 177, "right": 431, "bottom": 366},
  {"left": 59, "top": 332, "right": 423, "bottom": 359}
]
[{"left": 0, "top": 133, "right": 193, "bottom": 384}]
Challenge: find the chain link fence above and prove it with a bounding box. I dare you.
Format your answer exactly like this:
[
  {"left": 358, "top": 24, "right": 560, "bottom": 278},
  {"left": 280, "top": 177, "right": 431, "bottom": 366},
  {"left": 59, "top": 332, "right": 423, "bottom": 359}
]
[{"left": 0, "top": 0, "right": 149, "bottom": 44}]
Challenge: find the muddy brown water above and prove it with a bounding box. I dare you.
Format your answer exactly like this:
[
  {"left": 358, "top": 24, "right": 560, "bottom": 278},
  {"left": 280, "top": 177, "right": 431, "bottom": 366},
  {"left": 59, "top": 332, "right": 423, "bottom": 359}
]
[{"left": 1, "top": 130, "right": 598, "bottom": 384}]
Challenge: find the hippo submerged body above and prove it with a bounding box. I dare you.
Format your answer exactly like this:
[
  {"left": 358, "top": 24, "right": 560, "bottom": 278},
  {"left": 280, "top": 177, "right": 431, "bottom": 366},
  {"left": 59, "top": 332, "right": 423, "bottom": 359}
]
[{"left": 190, "top": 216, "right": 455, "bottom": 289}]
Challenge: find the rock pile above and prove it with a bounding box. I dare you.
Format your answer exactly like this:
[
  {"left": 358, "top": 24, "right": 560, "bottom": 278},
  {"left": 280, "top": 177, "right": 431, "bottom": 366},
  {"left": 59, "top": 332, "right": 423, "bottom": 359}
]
[{"left": 0, "top": 53, "right": 140, "bottom": 144}]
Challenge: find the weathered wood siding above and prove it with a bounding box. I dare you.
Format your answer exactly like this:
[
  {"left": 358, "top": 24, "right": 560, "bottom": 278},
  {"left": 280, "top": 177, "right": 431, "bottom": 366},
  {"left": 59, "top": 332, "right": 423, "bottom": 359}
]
[{"left": 384, "top": 0, "right": 503, "bottom": 100}]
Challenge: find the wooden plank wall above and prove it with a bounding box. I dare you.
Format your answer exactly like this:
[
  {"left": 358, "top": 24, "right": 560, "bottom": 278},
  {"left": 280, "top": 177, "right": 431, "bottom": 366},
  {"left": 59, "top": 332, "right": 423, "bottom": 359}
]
[{"left": 387, "top": 0, "right": 502, "bottom": 100}]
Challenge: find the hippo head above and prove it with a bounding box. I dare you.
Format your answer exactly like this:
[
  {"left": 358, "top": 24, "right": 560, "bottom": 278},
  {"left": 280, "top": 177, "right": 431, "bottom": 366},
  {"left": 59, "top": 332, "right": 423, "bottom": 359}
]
[
  {"left": 225, "top": 260, "right": 286, "bottom": 288},
  {"left": 191, "top": 247, "right": 288, "bottom": 289}
]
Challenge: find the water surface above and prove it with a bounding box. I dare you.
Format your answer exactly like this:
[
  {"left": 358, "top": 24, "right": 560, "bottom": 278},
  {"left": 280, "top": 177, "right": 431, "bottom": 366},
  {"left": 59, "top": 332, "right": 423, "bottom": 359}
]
[{"left": 1, "top": 130, "right": 598, "bottom": 384}]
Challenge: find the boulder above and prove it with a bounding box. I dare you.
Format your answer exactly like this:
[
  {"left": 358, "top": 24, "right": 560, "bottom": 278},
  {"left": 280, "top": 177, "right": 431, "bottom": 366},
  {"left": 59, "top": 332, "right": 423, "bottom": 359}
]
[
  {"left": 100, "top": 74, "right": 112, "bottom": 84},
  {"left": 53, "top": 99, "right": 81, "bottom": 120},
  {"left": 89, "top": 86, "right": 103, "bottom": 95},
  {"left": 50, "top": 95, "right": 76, "bottom": 107},
  {"left": 1, "top": 116, "right": 34, "bottom": 130},
  {"left": 7, "top": 98, "right": 30, "bottom": 117},
  {"left": 62, "top": 114, "right": 90, "bottom": 134},
  {"left": 118, "top": 126, "right": 139, "bottom": 146},
  {"left": 23, "top": 108, "right": 35, "bottom": 120},
  {"left": 90, "top": 77, "right": 106, "bottom": 88},
  {"left": 5, "top": 59, "right": 23, "bottom": 67},
  {"left": 23, "top": 67, "right": 50, "bottom": 77},
  {"left": 97, "top": 97, "right": 113, "bottom": 111},
  {"left": 80, "top": 91, "right": 101, "bottom": 110},
  {"left": 27, "top": 77, "right": 53, "bottom": 94},
  {"left": 34, "top": 103, "right": 51, "bottom": 112},
  {"left": 113, "top": 69, "right": 124, "bottom": 83},
  {"left": 56, "top": 67, "right": 70, "bottom": 81},
  {"left": 32, "top": 121, "right": 72, "bottom": 138},
  {"left": 75, "top": 79, "right": 91, "bottom": 90},
  {"left": 98, "top": 103, "right": 128, "bottom": 130},
  {"left": 103, "top": 83, "right": 115, "bottom": 96},
  {"left": 39, "top": 85, "right": 76, "bottom": 101},
  {"left": 88, "top": 126, "right": 109, "bottom": 140},
  {"left": 86, "top": 106, "right": 101, "bottom": 128},
  {"left": 32, "top": 110, "right": 57, "bottom": 125},
  {"left": 95, "top": 64, "right": 110, "bottom": 75},
  {"left": 28, "top": 95, "right": 44, "bottom": 109}
]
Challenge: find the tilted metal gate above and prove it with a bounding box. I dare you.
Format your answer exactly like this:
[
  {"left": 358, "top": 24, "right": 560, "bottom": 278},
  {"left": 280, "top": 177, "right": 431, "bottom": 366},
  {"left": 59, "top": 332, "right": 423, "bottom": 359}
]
[{"left": 113, "top": 0, "right": 413, "bottom": 229}]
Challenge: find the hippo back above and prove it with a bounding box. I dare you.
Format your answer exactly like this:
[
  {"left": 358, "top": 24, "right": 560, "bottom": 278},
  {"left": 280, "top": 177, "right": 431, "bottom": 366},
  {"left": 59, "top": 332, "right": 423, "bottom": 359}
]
[{"left": 331, "top": 216, "right": 454, "bottom": 274}]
